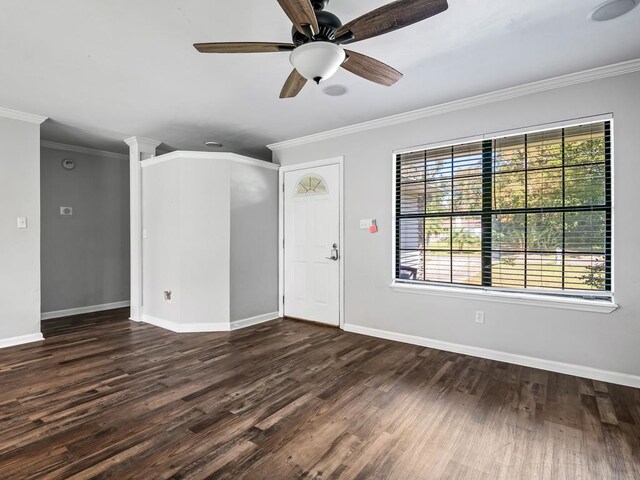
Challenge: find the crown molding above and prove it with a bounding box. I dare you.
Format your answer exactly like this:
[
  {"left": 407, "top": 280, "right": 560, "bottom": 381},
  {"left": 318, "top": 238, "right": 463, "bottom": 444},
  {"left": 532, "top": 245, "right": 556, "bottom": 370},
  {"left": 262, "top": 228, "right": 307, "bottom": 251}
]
[
  {"left": 0, "top": 106, "right": 47, "bottom": 125},
  {"left": 124, "top": 136, "right": 162, "bottom": 152},
  {"left": 267, "top": 58, "right": 640, "bottom": 152},
  {"left": 41, "top": 140, "right": 128, "bottom": 160},
  {"left": 140, "top": 150, "right": 279, "bottom": 171}
]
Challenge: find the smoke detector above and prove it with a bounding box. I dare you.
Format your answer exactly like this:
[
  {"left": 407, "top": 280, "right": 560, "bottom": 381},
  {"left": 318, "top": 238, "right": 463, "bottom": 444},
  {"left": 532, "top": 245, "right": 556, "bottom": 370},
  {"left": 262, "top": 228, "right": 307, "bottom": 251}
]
[{"left": 323, "top": 84, "right": 348, "bottom": 97}]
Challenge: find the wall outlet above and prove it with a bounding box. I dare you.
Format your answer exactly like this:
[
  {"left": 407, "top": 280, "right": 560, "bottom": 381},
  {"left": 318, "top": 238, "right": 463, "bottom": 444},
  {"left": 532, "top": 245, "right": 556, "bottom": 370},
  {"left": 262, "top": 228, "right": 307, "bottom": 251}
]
[
  {"left": 475, "top": 311, "right": 485, "bottom": 324},
  {"left": 164, "top": 290, "right": 172, "bottom": 302},
  {"left": 17, "top": 217, "right": 27, "bottom": 229}
]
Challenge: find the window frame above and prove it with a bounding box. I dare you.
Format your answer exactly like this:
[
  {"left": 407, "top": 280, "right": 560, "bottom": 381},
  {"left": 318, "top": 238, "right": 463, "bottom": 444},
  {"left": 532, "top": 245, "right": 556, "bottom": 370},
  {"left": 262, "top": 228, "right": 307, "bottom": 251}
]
[{"left": 391, "top": 115, "right": 618, "bottom": 313}]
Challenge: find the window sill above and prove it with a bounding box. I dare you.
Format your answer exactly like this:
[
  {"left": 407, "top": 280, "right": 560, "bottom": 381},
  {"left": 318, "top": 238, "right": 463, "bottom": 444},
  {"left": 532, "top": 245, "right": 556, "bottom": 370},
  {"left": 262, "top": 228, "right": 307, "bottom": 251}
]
[{"left": 390, "top": 282, "right": 619, "bottom": 314}]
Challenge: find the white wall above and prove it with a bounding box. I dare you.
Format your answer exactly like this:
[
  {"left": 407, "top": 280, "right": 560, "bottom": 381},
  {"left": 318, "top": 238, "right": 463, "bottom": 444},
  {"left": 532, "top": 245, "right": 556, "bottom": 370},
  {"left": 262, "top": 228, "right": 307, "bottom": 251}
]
[
  {"left": 142, "top": 156, "right": 230, "bottom": 327},
  {"left": 141, "top": 159, "right": 181, "bottom": 323},
  {"left": 41, "top": 145, "right": 130, "bottom": 314},
  {"left": 140, "top": 152, "right": 279, "bottom": 331},
  {"left": 230, "top": 162, "right": 279, "bottom": 321},
  {"left": 272, "top": 71, "right": 640, "bottom": 380},
  {"left": 0, "top": 116, "right": 42, "bottom": 341}
]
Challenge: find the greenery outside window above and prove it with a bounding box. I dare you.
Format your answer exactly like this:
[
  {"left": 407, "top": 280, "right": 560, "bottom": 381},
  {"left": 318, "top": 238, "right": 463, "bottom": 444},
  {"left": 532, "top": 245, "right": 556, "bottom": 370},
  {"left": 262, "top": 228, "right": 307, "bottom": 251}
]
[{"left": 395, "top": 120, "right": 612, "bottom": 300}]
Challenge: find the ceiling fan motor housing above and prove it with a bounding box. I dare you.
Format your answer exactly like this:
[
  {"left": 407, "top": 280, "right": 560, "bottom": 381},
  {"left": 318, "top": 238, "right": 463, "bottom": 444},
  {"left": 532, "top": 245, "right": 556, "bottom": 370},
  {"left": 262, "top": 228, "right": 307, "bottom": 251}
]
[
  {"left": 312, "top": 0, "right": 330, "bottom": 11},
  {"left": 292, "top": 9, "right": 342, "bottom": 45}
]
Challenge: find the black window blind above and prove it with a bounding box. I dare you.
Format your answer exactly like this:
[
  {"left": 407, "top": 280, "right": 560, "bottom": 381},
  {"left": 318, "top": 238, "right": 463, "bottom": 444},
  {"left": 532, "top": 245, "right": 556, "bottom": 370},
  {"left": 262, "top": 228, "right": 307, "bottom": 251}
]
[{"left": 395, "top": 120, "right": 612, "bottom": 299}]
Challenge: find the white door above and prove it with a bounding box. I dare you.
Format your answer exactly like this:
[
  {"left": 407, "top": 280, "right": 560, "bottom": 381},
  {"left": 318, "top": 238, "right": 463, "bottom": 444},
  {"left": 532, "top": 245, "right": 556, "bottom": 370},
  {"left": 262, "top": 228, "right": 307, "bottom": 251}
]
[{"left": 284, "top": 164, "right": 340, "bottom": 326}]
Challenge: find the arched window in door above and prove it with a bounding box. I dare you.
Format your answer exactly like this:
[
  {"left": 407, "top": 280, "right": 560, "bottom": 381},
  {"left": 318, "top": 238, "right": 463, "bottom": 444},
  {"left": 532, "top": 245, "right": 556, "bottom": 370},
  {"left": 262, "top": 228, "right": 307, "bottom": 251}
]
[{"left": 295, "top": 175, "right": 328, "bottom": 196}]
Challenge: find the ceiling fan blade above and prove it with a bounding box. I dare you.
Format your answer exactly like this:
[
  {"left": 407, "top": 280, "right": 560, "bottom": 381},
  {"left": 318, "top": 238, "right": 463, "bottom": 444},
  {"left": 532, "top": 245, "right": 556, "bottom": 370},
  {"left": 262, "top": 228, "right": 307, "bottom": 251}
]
[
  {"left": 280, "top": 69, "right": 308, "bottom": 98},
  {"left": 276, "top": 0, "right": 319, "bottom": 36},
  {"left": 194, "top": 42, "right": 295, "bottom": 53},
  {"left": 336, "top": 0, "right": 448, "bottom": 44},
  {"left": 342, "top": 50, "right": 402, "bottom": 86}
]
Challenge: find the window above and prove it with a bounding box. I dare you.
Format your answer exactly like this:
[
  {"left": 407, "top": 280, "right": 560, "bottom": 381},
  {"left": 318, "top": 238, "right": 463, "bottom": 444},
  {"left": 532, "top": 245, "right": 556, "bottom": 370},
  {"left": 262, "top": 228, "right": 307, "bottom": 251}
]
[
  {"left": 296, "top": 175, "right": 328, "bottom": 195},
  {"left": 395, "top": 120, "right": 612, "bottom": 300}
]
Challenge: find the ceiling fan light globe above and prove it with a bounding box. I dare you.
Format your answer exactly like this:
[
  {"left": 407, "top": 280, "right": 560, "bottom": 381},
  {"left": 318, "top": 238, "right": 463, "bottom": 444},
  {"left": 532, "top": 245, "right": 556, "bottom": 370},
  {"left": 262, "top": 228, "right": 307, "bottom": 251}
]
[{"left": 289, "top": 42, "right": 345, "bottom": 84}]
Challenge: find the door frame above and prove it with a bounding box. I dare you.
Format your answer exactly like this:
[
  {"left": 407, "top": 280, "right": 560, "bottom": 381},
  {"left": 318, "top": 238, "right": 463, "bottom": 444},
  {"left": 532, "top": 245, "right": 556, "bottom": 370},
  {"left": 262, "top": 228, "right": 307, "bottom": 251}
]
[{"left": 278, "top": 156, "right": 345, "bottom": 328}]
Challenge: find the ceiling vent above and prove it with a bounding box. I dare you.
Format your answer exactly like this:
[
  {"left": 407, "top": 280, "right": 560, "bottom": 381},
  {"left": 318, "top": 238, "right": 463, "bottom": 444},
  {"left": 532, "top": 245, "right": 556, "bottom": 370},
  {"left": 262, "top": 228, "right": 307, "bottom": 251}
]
[{"left": 590, "top": 0, "right": 639, "bottom": 21}]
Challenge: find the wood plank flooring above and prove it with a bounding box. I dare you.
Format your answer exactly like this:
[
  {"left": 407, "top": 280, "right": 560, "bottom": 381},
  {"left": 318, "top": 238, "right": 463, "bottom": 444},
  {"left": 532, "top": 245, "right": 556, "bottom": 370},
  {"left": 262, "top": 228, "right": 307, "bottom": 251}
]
[{"left": 1, "top": 308, "right": 639, "bottom": 479}]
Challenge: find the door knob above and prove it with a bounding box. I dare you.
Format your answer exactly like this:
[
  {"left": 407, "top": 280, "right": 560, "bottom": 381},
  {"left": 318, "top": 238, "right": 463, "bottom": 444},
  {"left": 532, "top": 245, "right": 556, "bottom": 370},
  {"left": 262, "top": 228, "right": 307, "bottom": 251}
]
[{"left": 326, "top": 243, "right": 339, "bottom": 261}]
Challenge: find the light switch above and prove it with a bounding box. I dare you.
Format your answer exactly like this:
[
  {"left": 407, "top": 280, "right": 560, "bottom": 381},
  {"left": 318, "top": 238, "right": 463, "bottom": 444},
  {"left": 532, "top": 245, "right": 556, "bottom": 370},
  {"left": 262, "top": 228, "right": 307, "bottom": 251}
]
[
  {"left": 360, "top": 219, "right": 375, "bottom": 230},
  {"left": 17, "top": 217, "right": 27, "bottom": 229},
  {"left": 360, "top": 218, "right": 378, "bottom": 233}
]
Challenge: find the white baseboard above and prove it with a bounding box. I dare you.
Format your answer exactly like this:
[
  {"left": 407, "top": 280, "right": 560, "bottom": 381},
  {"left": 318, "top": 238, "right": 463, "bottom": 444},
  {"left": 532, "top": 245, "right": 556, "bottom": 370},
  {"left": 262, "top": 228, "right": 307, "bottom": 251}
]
[
  {"left": 140, "top": 311, "right": 280, "bottom": 333},
  {"left": 230, "top": 312, "right": 280, "bottom": 331},
  {"left": 0, "top": 333, "right": 44, "bottom": 350},
  {"left": 343, "top": 323, "right": 640, "bottom": 389},
  {"left": 141, "top": 314, "right": 230, "bottom": 333},
  {"left": 42, "top": 301, "right": 130, "bottom": 320}
]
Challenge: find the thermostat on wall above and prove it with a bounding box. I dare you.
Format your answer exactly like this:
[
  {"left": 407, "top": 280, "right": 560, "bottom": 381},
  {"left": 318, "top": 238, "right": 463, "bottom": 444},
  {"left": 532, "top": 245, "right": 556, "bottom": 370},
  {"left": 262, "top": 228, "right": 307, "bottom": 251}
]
[{"left": 60, "top": 207, "right": 73, "bottom": 216}]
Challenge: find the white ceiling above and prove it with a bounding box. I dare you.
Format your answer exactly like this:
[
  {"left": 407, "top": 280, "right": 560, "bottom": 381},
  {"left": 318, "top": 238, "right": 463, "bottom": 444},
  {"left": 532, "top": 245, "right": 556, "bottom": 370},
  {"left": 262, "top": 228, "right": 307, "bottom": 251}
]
[{"left": 1, "top": 0, "right": 639, "bottom": 159}]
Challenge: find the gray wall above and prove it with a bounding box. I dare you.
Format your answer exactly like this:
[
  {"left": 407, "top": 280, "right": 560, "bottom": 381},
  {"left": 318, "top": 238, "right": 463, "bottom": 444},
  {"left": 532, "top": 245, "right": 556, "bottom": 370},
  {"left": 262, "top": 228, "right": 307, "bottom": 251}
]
[
  {"left": 230, "top": 162, "right": 279, "bottom": 321},
  {"left": 273, "top": 71, "right": 640, "bottom": 377},
  {"left": 0, "top": 117, "right": 41, "bottom": 340},
  {"left": 40, "top": 146, "right": 130, "bottom": 313}
]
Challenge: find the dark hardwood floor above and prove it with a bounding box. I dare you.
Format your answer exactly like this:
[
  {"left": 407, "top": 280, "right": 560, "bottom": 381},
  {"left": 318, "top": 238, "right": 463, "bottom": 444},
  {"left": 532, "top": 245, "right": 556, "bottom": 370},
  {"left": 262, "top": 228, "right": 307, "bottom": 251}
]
[{"left": 1, "top": 308, "right": 638, "bottom": 479}]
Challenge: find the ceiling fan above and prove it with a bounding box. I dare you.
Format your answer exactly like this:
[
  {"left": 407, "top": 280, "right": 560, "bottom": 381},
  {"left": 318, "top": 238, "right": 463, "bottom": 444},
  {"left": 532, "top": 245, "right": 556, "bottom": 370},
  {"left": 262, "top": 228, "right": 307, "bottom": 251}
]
[{"left": 194, "top": 0, "right": 449, "bottom": 98}]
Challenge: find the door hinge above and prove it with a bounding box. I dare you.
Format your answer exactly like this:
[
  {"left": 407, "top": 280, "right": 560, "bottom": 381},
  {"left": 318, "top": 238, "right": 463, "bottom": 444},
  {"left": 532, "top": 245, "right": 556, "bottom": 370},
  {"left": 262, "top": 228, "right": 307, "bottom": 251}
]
[
  {"left": 282, "top": 183, "right": 285, "bottom": 193},
  {"left": 282, "top": 295, "right": 285, "bottom": 304}
]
